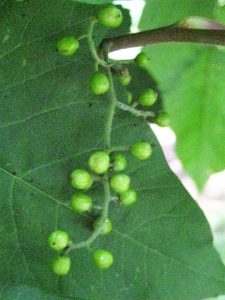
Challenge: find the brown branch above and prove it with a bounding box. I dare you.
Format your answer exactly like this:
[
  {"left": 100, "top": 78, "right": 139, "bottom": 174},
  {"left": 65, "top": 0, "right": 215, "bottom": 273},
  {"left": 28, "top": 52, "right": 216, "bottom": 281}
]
[{"left": 101, "top": 26, "right": 225, "bottom": 52}]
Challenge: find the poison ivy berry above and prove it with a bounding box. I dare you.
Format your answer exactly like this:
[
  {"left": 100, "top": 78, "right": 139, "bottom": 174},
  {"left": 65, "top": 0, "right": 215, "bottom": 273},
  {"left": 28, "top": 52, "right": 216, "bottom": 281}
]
[
  {"left": 71, "top": 169, "right": 93, "bottom": 190},
  {"left": 57, "top": 37, "right": 79, "bottom": 56},
  {"left": 131, "top": 142, "right": 152, "bottom": 160},
  {"left": 94, "top": 218, "right": 112, "bottom": 235},
  {"left": 88, "top": 151, "right": 110, "bottom": 174},
  {"left": 112, "top": 153, "right": 127, "bottom": 172},
  {"left": 52, "top": 256, "right": 71, "bottom": 276},
  {"left": 156, "top": 111, "right": 170, "bottom": 127},
  {"left": 93, "top": 249, "right": 113, "bottom": 269},
  {"left": 97, "top": 5, "right": 123, "bottom": 28},
  {"left": 71, "top": 194, "right": 92, "bottom": 213},
  {"left": 48, "top": 230, "right": 69, "bottom": 251},
  {"left": 110, "top": 173, "right": 130, "bottom": 193},
  {"left": 120, "top": 188, "right": 137, "bottom": 206},
  {"left": 117, "top": 73, "right": 132, "bottom": 86},
  {"left": 126, "top": 91, "right": 133, "bottom": 104},
  {"left": 135, "top": 52, "right": 150, "bottom": 69},
  {"left": 139, "top": 88, "right": 158, "bottom": 107},
  {"left": 90, "top": 72, "right": 110, "bottom": 95}
]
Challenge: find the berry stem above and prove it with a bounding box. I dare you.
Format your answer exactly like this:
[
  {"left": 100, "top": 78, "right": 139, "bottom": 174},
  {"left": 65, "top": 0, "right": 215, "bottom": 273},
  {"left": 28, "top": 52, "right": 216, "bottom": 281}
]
[
  {"left": 104, "top": 67, "right": 117, "bottom": 149},
  {"left": 116, "top": 101, "right": 155, "bottom": 119},
  {"left": 67, "top": 174, "right": 111, "bottom": 252},
  {"left": 87, "top": 18, "right": 108, "bottom": 67},
  {"left": 101, "top": 26, "right": 225, "bottom": 52}
]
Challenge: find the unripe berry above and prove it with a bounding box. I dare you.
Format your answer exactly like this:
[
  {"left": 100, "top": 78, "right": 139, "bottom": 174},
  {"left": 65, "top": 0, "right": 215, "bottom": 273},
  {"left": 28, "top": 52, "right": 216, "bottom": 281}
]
[
  {"left": 48, "top": 230, "right": 69, "bottom": 251},
  {"left": 71, "top": 169, "right": 93, "bottom": 190},
  {"left": 98, "top": 5, "right": 123, "bottom": 28},
  {"left": 88, "top": 151, "right": 110, "bottom": 174},
  {"left": 117, "top": 73, "right": 132, "bottom": 86},
  {"left": 93, "top": 249, "right": 113, "bottom": 269},
  {"left": 131, "top": 142, "right": 152, "bottom": 160},
  {"left": 71, "top": 194, "right": 92, "bottom": 213},
  {"left": 120, "top": 188, "right": 137, "bottom": 206},
  {"left": 52, "top": 256, "right": 71, "bottom": 276},
  {"left": 90, "top": 72, "right": 110, "bottom": 95},
  {"left": 112, "top": 153, "right": 127, "bottom": 172},
  {"left": 135, "top": 52, "right": 150, "bottom": 69},
  {"left": 94, "top": 218, "right": 112, "bottom": 235},
  {"left": 156, "top": 111, "right": 170, "bottom": 127},
  {"left": 139, "top": 88, "right": 158, "bottom": 107},
  {"left": 110, "top": 173, "right": 130, "bottom": 193},
  {"left": 57, "top": 37, "right": 79, "bottom": 56},
  {"left": 126, "top": 91, "right": 133, "bottom": 104}
]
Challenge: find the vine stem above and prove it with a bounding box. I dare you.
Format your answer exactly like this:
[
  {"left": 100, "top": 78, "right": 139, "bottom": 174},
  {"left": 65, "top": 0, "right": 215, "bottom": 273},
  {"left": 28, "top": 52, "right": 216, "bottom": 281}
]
[{"left": 101, "top": 26, "right": 225, "bottom": 52}]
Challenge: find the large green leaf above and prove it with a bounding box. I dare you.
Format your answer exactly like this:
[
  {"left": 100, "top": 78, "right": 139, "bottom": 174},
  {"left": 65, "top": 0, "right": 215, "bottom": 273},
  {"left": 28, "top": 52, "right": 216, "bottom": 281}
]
[
  {"left": 140, "top": 0, "right": 225, "bottom": 188},
  {"left": 1, "top": 1, "right": 225, "bottom": 299}
]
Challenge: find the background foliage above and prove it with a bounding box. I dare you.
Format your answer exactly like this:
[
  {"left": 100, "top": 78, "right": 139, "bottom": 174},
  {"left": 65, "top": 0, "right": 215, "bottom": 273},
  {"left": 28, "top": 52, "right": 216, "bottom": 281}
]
[{"left": 140, "top": 0, "right": 225, "bottom": 188}]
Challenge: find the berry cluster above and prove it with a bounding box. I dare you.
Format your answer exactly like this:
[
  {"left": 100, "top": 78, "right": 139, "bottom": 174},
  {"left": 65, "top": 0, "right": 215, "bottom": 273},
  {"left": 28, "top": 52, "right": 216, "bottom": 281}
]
[
  {"left": 48, "top": 141, "right": 152, "bottom": 275},
  {"left": 48, "top": 4, "right": 170, "bottom": 277}
]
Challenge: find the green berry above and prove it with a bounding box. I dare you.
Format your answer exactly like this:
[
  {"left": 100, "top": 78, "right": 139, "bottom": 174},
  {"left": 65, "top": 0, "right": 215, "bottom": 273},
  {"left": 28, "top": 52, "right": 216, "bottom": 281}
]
[
  {"left": 139, "top": 88, "right": 158, "bottom": 107},
  {"left": 98, "top": 5, "right": 123, "bottom": 28},
  {"left": 118, "top": 73, "right": 132, "bottom": 86},
  {"left": 88, "top": 151, "right": 110, "bottom": 174},
  {"left": 112, "top": 153, "right": 127, "bottom": 172},
  {"left": 57, "top": 37, "right": 79, "bottom": 56},
  {"left": 52, "top": 256, "right": 71, "bottom": 276},
  {"left": 71, "top": 194, "right": 92, "bottom": 213},
  {"left": 156, "top": 111, "right": 170, "bottom": 127},
  {"left": 71, "top": 169, "right": 93, "bottom": 190},
  {"left": 48, "top": 230, "right": 69, "bottom": 251},
  {"left": 126, "top": 91, "right": 133, "bottom": 104},
  {"left": 93, "top": 249, "right": 113, "bottom": 269},
  {"left": 110, "top": 173, "right": 130, "bottom": 193},
  {"left": 120, "top": 188, "right": 137, "bottom": 206},
  {"left": 90, "top": 72, "right": 110, "bottom": 95},
  {"left": 94, "top": 218, "right": 112, "bottom": 235},
  {"left": 135, "top": 52, "right": 150, "bottom": 69},
  {"left": 131, "top": 142, "right": 152, "bottom": 160}
]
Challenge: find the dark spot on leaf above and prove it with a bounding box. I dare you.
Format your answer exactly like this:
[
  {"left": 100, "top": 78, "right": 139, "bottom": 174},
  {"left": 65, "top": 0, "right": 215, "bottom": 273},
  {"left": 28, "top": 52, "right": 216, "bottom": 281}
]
[
  {"left": 88, "top": 103, "right": 93, "bottom": 108},
  {"left": 21, "top": 13, "right": 26, "bottom": 17},
  {"left": 11, "top": 171, "right": 17, "bottom": 175}
]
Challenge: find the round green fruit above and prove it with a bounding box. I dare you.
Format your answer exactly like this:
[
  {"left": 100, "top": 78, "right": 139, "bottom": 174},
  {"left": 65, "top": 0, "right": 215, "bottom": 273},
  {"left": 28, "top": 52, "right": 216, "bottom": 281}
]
[
  {"left": 120, "top": 188, "right": 137, "bottom": 206},
  {"left": 52, "top": 256, "right": 71, "bottom": 276},
  {"left": 71, "top": 194, "right": 92, "bottom": 213},
  {"left": 94, "top": 218, "right": 112, "bottom": 235},
  {"left": 71, "top": 169, "right": 93, "bottom": 190},
  {"left": 135, "top": 52, "right": 150, "bottom": 69},
  {"left": 48, "top": 230, "right": 69, "bottom": 251},
  {"left": 88, "top": 151, "right": 110, "bottom": 174},
  {"left": 93, "top": 249, "right": 113, "bottom": 269},
  {"left": 139, "top": 88, "right": 158, "bottom": 106},
  {"left": 90, "top": 72, "right": 110, "bottom": 95},
  {"left": 126, "top": 91, "right": 133, "bottom": 104},
  {"left": 110, "top": 174, "right": 130, "bottom": 193},
  {"left": 117, "top": 73, "right": 132, "bottom": 86},
  {"left": 131, "top": 142, "right": 152, "bottom": 160},
  {"left": 156, "top": 111, "right": 170, "bottom": 127},
  {"left": 98, "top": 5, "right": 123, "bottom": 28},
  {"left": 57, "top": 37, "right": 79, "bottom": 56},
  {"left": 112, "top": 153, "right": 127, "bottom": 172}
]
